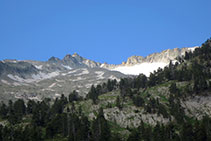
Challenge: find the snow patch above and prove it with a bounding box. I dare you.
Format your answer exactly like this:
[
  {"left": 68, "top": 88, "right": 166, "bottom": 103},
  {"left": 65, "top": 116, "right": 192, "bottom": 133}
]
[
  {"left": 95, "top": 71, "right": 105, "bottom": 80},
  {"left": 28, "top": 96, "right": 40, "bottom": 101},
  {"left": 13, "top": 82, "right": 22, "bottom": 86},
  {"left": 1, "top": 80, "right": 10, "bottom": 85},
  {"left": 72, "top": 77, "right": 85, "bottom": 81},
  {"left": 40, "top": 72, "right": 60, "bottom": 79},
  {"left": 187, "top": 46, "right": 198, "bottom": 52},
  {"left": 49, "top": 83, "right": 56, "bottom": 88},
  {"left": 76, "top": 85, "right": 83, "bottom": 88},
  {"left": 45, "top": 88, "right": 55, "bottom": 92},
  {"left": 62, "top": 65, "right": 72, "bottom": 70},
  {"left": 85, "top": 83, "right": 93, "bottom": 88},
  {"left": 35, "top": 65, "right": 43, "bottom": 69},
  {"left": 57, "top": 84, "right": 62, "bottom": 87},
  {"left": 74, "top": 68, "right": 89, "bottom": 76},
  {"left": 61, "top": 73, "right": 67, "bottom": 76},
  {"left": 55, "top": 93, "right": 61, "bottom": 97},
  {"left": 67, "top": 69, "right": 78, "bottom": 74},
  {"left": 112, "top": 62, "right": 168, "bottom": 77},
  {"left": 100, "top": 64, "right": 106, "bottom": 67},
  {"left": 15, "top": 95, "right": 22, "bottom": 99},
  {"left": 55, "top": 79, "right": 65, "bottom": 83},
  {"left": 108, "top": 75, "right": 120, "bottom": 81},
  {"left": 10, "top": 60, "right": 18, "bottom": 63}
]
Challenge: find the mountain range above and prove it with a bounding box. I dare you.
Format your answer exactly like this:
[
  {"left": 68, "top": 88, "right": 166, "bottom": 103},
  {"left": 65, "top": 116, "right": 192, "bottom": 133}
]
[{"left": 0, "top": 46, "right": 198, "bottom": 102}]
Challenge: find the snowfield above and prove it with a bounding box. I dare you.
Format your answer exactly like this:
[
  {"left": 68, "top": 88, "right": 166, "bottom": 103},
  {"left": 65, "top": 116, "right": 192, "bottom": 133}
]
[{"left": 111, "top": 62, "right": 168, "bottom": 77}]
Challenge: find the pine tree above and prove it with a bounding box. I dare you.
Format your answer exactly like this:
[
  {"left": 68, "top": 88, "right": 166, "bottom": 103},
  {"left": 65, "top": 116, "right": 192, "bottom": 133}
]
[
  {"left": 127, "top": 129, "right": 141, "bottom": 141},
  {"left": 92, "top": 108, "right": 111, "bottom": 141},
  {"left": 88, "top": 85, "right": 98, "bottom": 104},
  {"left": 0, "top": 102, "right": 8, "bottom": 119},
  {"left": 14, "top": 99, "right": 26, "bottom": 117},
  {"left": 116, "top": 96, "right": 122, "bottom": 109},
  {"left": 0, "top": 125, "right": 3, "bottom": 141},
  {"left": 69, "top": 90, "right": 78, "bottom": 102},
  {"left": 169, "top": 82, "right": 178, "bottom": 95},
  {"left": 26, "top": 100, "right": 37, "bottom": 114}
]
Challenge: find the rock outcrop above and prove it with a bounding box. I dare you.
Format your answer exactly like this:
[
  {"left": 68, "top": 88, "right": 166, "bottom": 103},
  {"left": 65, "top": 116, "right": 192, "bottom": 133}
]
[{"left": 124, "top": 47, "right": 198, "bottom": 65}]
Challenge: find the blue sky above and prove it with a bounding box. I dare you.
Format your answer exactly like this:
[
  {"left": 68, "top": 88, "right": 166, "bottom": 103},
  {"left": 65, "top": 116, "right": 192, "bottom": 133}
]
[{"left": 0, "top": 0, "right": 211, "bottom": 64}]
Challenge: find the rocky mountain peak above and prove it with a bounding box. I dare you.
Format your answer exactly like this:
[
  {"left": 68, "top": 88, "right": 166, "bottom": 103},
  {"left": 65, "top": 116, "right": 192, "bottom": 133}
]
[
  {"left": 72, "top": 53, "right": 80, "bottom": 57},
  {"left": 122, "top": 62, "right": 126, "bottom": 65},
  {"left": 48, "top": 56, "right": 61, "bottom": 63},
  {"left": 126, "top": 56, "right": 144, "bottom": 65},
  {"left": 72, "top": 53, "right": 84, "bottom": 63},
  {"left": 63, "top": 54, "right": 73, "bottom": 61}
]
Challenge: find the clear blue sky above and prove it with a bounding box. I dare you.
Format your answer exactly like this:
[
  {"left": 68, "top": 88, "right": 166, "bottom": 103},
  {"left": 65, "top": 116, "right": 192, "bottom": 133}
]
[{"left": 0, "top": 0, "right": 211, "bottom": 64}]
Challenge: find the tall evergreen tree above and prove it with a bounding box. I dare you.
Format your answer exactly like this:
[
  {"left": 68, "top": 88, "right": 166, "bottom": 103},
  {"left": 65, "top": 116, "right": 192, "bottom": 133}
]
[
  {"left": 88, "top": 85, "right": 98, "bottom": 104},
  {"left": 0, "top": 102, "right": 8, "bottom": 119},
  {"left": 92, "top": 108, "right": 111, "bottom": 141}
]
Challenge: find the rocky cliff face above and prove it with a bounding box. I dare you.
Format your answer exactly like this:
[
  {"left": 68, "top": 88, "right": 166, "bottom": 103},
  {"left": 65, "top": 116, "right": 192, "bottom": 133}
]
[
  {"left": 112, "top": 47, "right": 198, "bottom": 67},
  {"left": 144, "top": 47, "right": 198, "bottom": 63}
]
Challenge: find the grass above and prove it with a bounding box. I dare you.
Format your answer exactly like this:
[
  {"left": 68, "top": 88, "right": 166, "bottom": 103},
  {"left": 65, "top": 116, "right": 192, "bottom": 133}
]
[
  {"left": 22, "top": 115, "right": 32, "bottom": 123},
  {"left": 76, "top": 99, "right": 94, "bottom": 116},
  {"left": 159, "top": 94, "right": 168, "bottom": 103},
  {"left": 99, "top": 95, "right": 117, "bottom": 101},
  {"left": 109, "top": 121, "right": 126, "bottom": 132},
  {"left": 0, "top": 118, "right": 4, "bottom": 122},
  {"left": 45, "top": 136, "right": 68, "bottom": 141},
  {"left": 98, "top": 91, "right": 119, "bottom": 100},
  {"left": 123, "top": 98, "right": 134, "bottom": 107}
]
